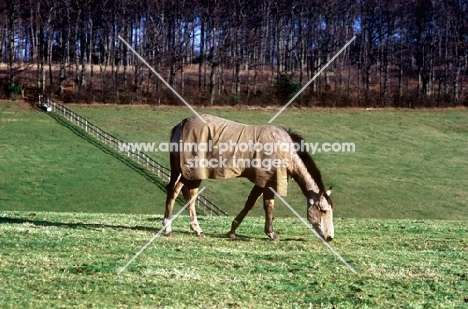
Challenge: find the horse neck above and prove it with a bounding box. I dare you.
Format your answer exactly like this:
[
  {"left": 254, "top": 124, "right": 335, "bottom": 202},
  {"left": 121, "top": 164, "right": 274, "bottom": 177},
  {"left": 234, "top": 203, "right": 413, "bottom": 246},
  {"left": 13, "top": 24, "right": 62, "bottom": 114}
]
[{"left": 289, "top": 155, "right": 320, "bottom": 196}]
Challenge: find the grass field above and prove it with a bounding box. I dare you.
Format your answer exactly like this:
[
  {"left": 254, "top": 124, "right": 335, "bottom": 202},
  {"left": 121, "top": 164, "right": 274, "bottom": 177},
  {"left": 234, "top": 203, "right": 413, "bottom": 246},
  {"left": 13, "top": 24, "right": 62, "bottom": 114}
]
[
  {"left": 3, "top": 100, "right": 466, "bottom": 219},
  {"left": 1, "top": 100, "right": 467, "bottom": 307},
  {"left": 1, "top": 211, "right": 467, "bottom": 308},
  {"left": 67, "top": 104, "right": 468, "bottom": 220}
]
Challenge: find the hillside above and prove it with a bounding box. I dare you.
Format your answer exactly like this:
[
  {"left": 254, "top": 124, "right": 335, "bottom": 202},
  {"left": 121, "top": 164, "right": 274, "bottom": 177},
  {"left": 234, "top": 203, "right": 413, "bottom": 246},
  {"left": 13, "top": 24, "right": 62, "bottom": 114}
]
[
  {"left": 1, "top": 100, "right": 467, "bottom": 307},
  {"left": 2, "top": 100, "right": 467, "bottom": 220}
]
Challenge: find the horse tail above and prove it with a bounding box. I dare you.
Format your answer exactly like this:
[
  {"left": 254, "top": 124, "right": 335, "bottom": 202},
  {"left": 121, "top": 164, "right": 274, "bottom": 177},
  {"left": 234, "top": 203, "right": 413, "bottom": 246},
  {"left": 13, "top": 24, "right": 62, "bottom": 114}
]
[
  {"left": 167, "top": 122, "right": 183, "bottom": 188},
  {"left": 170, "top": 124, "right": 179, "bottom": 140}
]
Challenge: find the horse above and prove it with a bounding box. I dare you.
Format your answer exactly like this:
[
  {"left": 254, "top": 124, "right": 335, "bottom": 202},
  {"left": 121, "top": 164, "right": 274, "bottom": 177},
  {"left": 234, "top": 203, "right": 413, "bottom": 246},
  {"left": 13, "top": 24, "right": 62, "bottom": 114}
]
[{"left": 163, "top": 114, "right": 334, "bottom": 241}]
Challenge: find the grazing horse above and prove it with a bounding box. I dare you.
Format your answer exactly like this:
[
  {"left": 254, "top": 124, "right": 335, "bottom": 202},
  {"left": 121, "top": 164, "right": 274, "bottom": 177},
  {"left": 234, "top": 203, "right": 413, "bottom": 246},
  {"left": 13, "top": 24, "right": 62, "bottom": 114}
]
[{"left": 163, "top": 114, "right": 334, "bottom": 241}]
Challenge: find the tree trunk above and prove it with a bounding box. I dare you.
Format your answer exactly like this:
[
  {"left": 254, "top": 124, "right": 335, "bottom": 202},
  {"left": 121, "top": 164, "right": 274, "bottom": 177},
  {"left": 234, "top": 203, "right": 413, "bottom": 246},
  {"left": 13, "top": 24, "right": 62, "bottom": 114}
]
[
  {"left": 198, "top": 19, "right": 205, "bottom": 91},
  {"left": 209, "top": 63, "right": 217, "bottom": 105}
]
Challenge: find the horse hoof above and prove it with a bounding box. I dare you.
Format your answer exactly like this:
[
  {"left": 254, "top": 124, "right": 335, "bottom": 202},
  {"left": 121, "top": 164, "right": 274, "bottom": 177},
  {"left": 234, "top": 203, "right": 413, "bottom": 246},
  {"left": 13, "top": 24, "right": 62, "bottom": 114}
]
[
  {"left": 267, "top": 233, "right": 278, "bottom": 241},
  {"left": 165, "top": 232, "right": 174, "bottom": 237},
  {"left": 227, "top": 232, "right": 237, "bottom": 239}
]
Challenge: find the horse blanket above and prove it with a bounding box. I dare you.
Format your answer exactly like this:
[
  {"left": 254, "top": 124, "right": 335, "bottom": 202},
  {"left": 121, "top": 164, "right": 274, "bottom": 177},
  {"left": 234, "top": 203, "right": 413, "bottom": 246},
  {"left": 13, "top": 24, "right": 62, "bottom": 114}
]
[{"left": 178, "top": 114, "right": 291, "bottom": 196}]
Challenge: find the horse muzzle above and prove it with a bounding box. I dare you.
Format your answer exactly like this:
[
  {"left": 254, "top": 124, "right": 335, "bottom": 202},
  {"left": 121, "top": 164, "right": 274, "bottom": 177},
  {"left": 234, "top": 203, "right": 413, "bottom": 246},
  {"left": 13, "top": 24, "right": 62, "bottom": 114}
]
[{"left": 312, "top": 223, "right": 334, "bottom": 242}]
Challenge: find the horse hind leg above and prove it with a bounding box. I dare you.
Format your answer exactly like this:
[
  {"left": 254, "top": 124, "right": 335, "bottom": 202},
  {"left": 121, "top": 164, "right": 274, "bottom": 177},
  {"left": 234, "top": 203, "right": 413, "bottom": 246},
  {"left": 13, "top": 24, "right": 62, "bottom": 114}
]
[
  {"left": 163, "top": 179, "right": 185, "bottom": 237},
  {"left": 228, "top": 185, "right": 263, "bottom": 239},
  {"left": 184, "top": 180, "right": 205, "bottom": 237}
]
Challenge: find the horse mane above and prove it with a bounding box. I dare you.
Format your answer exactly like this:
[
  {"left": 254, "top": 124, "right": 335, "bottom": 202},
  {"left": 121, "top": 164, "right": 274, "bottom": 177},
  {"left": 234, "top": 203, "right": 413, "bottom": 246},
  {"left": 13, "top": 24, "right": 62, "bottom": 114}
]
[{"left": 287, "top": 129, "right": 334, "bottom": 208}]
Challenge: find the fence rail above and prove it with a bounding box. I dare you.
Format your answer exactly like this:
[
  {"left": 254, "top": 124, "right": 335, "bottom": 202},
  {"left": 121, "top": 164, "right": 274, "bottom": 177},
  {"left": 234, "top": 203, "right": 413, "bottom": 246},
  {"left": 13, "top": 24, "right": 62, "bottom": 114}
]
[{"left": 39, "top": 95, "right": 228, "bottom": 217}]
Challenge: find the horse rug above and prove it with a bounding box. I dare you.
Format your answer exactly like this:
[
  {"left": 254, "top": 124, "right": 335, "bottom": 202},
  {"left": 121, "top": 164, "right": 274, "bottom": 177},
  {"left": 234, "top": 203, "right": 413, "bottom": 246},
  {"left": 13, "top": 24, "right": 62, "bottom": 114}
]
[{"left": 178, "top": 114, "right": 290, "bottom": 196}]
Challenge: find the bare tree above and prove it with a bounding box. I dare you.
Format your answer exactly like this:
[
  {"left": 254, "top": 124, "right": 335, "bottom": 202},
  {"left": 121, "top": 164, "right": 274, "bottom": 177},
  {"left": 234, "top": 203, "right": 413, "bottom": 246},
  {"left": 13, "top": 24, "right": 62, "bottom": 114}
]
[{"left": 0, "top": 0, "right": 467, "bottom": 106}]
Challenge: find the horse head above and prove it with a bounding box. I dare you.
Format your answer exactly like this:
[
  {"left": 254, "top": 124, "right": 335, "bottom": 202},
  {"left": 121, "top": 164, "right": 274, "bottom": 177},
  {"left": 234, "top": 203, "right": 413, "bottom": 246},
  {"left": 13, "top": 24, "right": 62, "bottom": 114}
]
[{"left": 307, "top": 187, "right": 334, "bottom": 242}]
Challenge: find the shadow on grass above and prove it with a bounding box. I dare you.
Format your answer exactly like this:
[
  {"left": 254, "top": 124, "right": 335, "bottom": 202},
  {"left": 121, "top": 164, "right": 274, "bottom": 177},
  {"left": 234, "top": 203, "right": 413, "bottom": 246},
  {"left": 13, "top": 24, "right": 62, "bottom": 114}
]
[
  {"left": 209, "top": 232, "right": 307, "bottom": 242},
  {"left": 0, "top": 215, "right": 233, "bottom": 240},
  {"left": 0, "top": 214, "right": 206, "bottom": 236},
  {"left": 0, "top": 214, "right": 207, "bottom": 236},
  {"left": 0, "top": 215, "right": 161, "bottom": 232},
  {"left": 0, "top": 215, "right": 307, "bottom": 241}
]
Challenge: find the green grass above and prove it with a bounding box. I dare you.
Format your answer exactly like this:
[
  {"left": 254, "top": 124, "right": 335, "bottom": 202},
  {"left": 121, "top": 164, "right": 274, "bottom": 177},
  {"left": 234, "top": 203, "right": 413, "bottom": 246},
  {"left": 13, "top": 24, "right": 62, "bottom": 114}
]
[
  {"left": 1, "top": 101, "right": 468, "bottom": 219},
  {"left": 1, "top": 101, "right": 467, "bottom": 307},
  {"left": 2, "top": 101, "right": 468, "bottom": 220},
  {"left": 70, "top": 104, "right": 468, "bottom": 220},
  {"left": 0, "top": 101, "right": 168, "bottom": 214},
  {"left": 0, "top": 211, "right": 467, "bottom": 308}
]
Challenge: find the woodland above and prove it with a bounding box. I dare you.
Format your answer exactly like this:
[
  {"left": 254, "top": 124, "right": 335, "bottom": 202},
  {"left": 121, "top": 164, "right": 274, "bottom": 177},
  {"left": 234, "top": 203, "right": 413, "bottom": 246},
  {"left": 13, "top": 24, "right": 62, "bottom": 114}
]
[{"left": 1, "top": 0, "right": 467, "bottom": 107}]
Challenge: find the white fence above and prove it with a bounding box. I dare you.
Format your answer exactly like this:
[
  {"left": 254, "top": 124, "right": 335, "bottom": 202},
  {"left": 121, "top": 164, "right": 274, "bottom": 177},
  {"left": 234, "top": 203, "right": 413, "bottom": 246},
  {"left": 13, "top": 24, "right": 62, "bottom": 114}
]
[{"left": 39, "top": 95, "right": 228, "bottom": 216}]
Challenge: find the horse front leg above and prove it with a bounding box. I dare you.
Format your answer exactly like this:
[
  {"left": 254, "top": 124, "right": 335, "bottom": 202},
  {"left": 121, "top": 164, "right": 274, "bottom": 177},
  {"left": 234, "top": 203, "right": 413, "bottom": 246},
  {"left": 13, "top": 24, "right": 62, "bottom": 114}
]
[
  {"left": 163, "top": 180, "right": 185, "bottom": 237},
  {"left": 183, "top": 180, "right": 205, "bottom": 237},
  {"left": 263, "top": 187, "right": 277, "bottom": 240},
  {"left": 228, "top": 185, "right": 263, "bottom": 239}
]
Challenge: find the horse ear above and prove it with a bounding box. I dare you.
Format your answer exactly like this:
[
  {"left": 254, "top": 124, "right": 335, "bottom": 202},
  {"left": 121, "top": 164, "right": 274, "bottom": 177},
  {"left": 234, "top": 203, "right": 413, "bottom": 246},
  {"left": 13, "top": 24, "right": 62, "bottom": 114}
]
[{"left": 326, "top": 186, "right": 332, "bottom": 196}]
